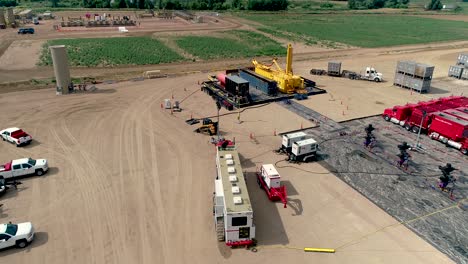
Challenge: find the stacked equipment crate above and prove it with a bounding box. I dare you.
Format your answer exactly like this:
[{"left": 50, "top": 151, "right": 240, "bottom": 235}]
[
  {"left": 394, "top": 61, "right": 434, "bottom": 93},
  {"left": 449, "top": 53, "right": 467, "bottom": 80}
]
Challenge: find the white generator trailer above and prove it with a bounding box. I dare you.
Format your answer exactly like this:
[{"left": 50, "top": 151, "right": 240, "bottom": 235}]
[
  {"left": 289, "top": 138, "right": 318, "bottom": 162},
  {"left": 213, "top": 144, "right": 256, "bottom": 247},
  {"left": 279, "top": 132, "right": 308, "bottom": 153}
]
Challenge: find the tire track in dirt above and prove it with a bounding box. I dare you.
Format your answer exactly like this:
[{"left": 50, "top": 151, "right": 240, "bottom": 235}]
[
  {"left": 60, "top": 120, "right": 125, "bottom": 264},
  {"left": 49, "top": 126, "right": 98, "bottom": 263}
]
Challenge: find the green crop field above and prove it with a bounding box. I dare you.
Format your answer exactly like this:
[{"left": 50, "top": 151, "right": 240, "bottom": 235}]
[
  {"left": 241, "top": 14, "right": 468, "bottom": 47},
  {"left": 175, "top": 30, "right": 286, "bottom": 60},
  {"left": 39, "top": 37, "right": 185, "bottom": 67}
]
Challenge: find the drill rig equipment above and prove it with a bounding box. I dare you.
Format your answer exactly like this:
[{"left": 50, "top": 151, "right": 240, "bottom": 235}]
[{"left": 252, "top": 44, "right": 305, "bottom": 94}]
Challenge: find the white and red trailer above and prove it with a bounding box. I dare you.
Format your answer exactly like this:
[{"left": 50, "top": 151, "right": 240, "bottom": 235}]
[{"left": 256, "top": 164, "right": 287, "bottom": 208}]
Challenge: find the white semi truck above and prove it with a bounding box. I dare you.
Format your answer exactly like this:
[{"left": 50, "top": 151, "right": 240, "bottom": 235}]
[{"left": 213, "top": 144, "right": 256, "bottom": 247}]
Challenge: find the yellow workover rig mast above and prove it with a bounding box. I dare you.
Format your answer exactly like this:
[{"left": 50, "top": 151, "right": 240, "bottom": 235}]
[{"left": 252, "top": 44, "right": 305, "bottom": 94}]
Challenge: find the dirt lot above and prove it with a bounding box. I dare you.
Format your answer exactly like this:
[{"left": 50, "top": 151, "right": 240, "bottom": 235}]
[
  {"left": 0, "top": 40, "right": 44, "bottom": 70},
  {"left": 0, "top": 11, "right": 467, "bottom": 264},
  {"left": 0, "top": 72, "right": 454, "bottom": 263}
]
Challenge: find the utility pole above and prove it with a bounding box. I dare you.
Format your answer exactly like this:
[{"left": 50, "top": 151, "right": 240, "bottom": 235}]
[
  {"left": 237, "top": 97, "right": 241, "bottom": 124},
  {"left": 415, "top": 110, "right": 426, "bottom": 149},
  {"left": 216, "top": 100, "right": 221, "bottom": 141}
]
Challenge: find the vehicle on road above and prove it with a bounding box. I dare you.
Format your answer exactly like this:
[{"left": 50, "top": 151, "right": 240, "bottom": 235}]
[
  {"left": 0, "top": 158, "right": 48, "bottom": 180},
  {"left": 17, "top": 28, "right": 35, "bottom": 34},
  {"left": 0, "top": 222, "right": 35, "bottom": 249},
  {"left": 1, "top": 127, "right": 32, "bottom": 147},
  {"left": 311, "top": 61, "right": 383, "bottom": 82}
]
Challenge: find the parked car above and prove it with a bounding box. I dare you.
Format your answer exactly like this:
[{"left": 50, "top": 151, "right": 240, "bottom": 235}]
[
  {"left": 0, "top": 158, "right": 48, "bottom": 180},
  {"left": 17, "top": 28, "right": 34, "bottom": 34},
  {"left": 0, "top": 222, "right": 35, "bottom": 249},
  {"left": 1, "top": 127, "right": 32, "bottom": 147}
]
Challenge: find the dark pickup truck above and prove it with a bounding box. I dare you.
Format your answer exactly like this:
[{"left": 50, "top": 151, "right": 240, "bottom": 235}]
[{"left": 18, "top": 28, "right": 35, "bottom": 34}]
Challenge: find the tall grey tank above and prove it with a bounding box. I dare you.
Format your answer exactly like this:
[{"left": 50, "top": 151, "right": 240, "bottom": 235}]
[
  {"left": 0, "top": 8, "right": 6, "bottom": 25},
  {"left": 6, "top": 8, "right": 14, "bottom": 25},
  {"left": 49, "top": 45, "right": 71, "bottom": 94}
]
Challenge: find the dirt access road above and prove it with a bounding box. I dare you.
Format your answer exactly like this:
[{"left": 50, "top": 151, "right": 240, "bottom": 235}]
[{"left": 0, "top": 72, "right": 453, "bottom": 263}]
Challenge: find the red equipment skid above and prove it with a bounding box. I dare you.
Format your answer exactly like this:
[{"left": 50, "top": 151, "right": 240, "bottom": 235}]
[{"left": 256, "top": 165, "right": 288, "bottom": 208}]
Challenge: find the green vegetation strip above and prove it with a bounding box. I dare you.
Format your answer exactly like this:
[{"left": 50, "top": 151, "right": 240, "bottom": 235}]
[
  {"left": 39, "top": 37, "right": 185, "bottom": 67},
  {"left": 175, "top": 30, "right": 286, "bottom": 60},
  {"left": 240, "top": 14, "right": 468, "bottom": 47}
]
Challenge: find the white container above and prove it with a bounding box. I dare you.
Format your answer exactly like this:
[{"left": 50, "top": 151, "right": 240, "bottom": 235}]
[
  {"left": 292, "top": 138, "right": 318, "bottom": 156},
  {"left": 164, "top": 99, "right": 171, "bottom": 109},
  {"left": 282, "top": 132, "right": 308, "bottom": 149},
  {"left": 260, "top": 164, "right": 281, "bottom": 189}
]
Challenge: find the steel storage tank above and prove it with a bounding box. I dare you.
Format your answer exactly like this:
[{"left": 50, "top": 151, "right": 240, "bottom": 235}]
[
  {"left": 0, "top": 8, "right": 6, "bottom": 25},
  {"left": 49, "top": 45, "right": 71, "bottom": 95}
]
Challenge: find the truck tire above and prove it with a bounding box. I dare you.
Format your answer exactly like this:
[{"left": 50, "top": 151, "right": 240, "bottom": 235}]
[
  {"left": 16, "top": 239, "right": 28, "bottom": 248},
  {"left": 374, "top": 78, "right": 381, "bottom": 82},
  {"left": 257, "top": 177, "right": 263, "bottom": 189},
  {"left": 411, "top": 126, "right": 420, "bottom": 134},
  {"left": 404, "top": 124, "right": 412, "bottom": 131},
  {"left": 383, "top": 115, "right": 390, "bottom": 121},
  {"left": 461, "top": 149, "right": 468, "bottom": 155},
  {"left": 2, "top": 137, "right": 5, "bottom": 141},
  {"left": 35, "top": 169, "right": 44, "bottom": 176},
  {"left": 216, "top": 218, "right": 225, "bottom": 241}
]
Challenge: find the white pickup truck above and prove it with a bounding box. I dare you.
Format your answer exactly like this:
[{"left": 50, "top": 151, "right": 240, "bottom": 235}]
[
  {"left": 0, "top": 222, "right": 35, "bottom": 249},
  {"left": 1, "top": 127, "right": 32, "bottom": 147},
  {"left": 0, "top": 158, "right": 48, "bottom": 179}
]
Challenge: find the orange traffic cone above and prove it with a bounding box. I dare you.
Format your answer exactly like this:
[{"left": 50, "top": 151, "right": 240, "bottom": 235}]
[
  {"left": 301, "top": 122, "right": 303, "bottom": 129},
  {"left": 342, "top": 110, "right": 345, "bottom": 116},
  {"left": 274, "top": 129, "right": 277, "bottom": 136},
  {"left": 160, "top": 103, "right": 163, "bottom": 109}
]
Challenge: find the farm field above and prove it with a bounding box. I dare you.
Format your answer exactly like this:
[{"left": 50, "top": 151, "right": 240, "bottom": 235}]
[
  {"left": 37, "top": 31, "right": 286, "bottom": 67},
  {"left": 242, "top": 14, "right": 468, "bottom": 47},
  {"left": 39, "top": 37, "right": 186, "bottom": 67},
  {"left": 175, "top": 30, "right": 286, "bottom": 60}
]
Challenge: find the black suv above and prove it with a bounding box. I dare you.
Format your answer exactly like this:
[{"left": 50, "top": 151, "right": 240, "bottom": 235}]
[{"left": 18, "top": 28, "right": 35, "bottom": 34}]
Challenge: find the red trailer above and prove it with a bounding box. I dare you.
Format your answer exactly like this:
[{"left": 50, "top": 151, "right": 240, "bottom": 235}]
[
  {"left": 443, "top": 107, "right": 468, "bottom": 121},
  {"left": 256, "top": 164, "right": 287, "bottom": 208},
  {"left": 382, "top": 103, "right": 419, "bottom": 125},
  {"left": 428, "top": 112, "right": 468, "bottom": 154}
]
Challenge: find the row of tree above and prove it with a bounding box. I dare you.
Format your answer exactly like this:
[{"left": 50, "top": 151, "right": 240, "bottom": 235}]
[
  {"left": 348, "top": 0, "right": 409, "bottom": 9},
  {"left": 80, "top": 0, "right": 288, "bottom": 10},
  {"left": 0, "top": 0, "right": 18, "bottom": 7}
]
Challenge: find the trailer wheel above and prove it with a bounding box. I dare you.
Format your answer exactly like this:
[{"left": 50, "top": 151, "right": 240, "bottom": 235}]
[
  {"left": 257, "top": 177, "right": 263, "bottom": 189},
  {"left": 404, "top": 124, "right": 412, "bottom": 131},
  {"left": 411, "top": 126, "right": 420, "bottom": 134},
  {"left": 461, "top": 149, "right": 468, "bottom": 155},
  {"left": 383, "top": 115, "right": 390, "bottom": 122}
]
